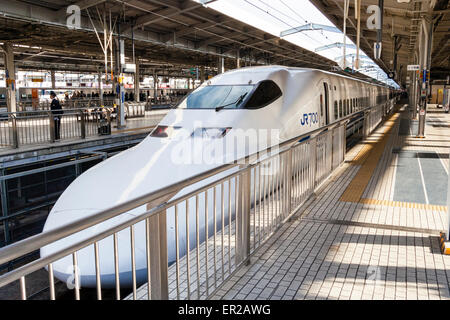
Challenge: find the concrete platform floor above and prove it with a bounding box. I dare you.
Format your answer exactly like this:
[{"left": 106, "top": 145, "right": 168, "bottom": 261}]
[{"left": 210, "top": 104, "right": 450, "bottom": 300}]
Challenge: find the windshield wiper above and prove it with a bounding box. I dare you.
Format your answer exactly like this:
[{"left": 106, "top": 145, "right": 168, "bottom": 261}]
[{"left": 215, "top": 92, "right": 248, "bottom": 112}]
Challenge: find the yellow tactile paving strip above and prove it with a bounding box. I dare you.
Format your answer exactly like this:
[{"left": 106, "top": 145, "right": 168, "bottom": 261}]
[
  {"left": 359, "top": 198, "right": 447, "bottom": 212},
  {"left": 340, "top": 112, "right": 400, "bottom": 202}
]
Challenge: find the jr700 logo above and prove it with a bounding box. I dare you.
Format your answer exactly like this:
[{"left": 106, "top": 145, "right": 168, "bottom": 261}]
[{"left": 300, "top": 112, "right": 318, "bottom": 126}]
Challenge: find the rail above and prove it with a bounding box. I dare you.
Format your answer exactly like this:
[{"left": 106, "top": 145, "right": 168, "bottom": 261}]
[{"left": 0, "top": 99, "right": 397, "bottom": 300}]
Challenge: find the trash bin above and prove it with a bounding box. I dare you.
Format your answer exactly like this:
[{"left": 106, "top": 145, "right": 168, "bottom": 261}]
[{"left": 98, "top": 118, "right": 111, "bottom": 135}]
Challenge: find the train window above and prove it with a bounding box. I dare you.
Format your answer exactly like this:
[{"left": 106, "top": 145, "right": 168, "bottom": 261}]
[
  {"left": 334, "top": 101, "right": 338, "bottom": 120},
  {"left": 244, "top": 80, "right": 282, "bottom": 109},
  {"left": 320, "top": 94, "right": 324, "bottom": 117},
  {"left": 339, "top": 100, "right": 343, "bottom": 118},
  {"left": 184, "top": 84, "right": 254, "bottom": 109}
]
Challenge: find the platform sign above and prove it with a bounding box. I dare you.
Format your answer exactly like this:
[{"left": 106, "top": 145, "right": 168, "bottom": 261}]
[
  {"left": 407, "top": 64, "right": 420, "bottom": 71},
  {"left": 122, "top": 63, "right": 136, "bottom": 73},
  {"left": 32, "top": 88, "right": 39, "bottom": 110},
  {"left": 374, "top": 42, "right": 382, "bottom": 59},
  {"left": 422, "top": 69, "right": 427, "bottom": 83},
  {"left": 31, "top": 88, "right": 38, "bottom": 99},
  {"left": 421, "top": 88, "right": 427, "bottom": 97}
]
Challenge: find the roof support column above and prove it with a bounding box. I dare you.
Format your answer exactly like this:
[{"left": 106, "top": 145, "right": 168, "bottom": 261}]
[
  {"left": 417, "top": 16, "right": 433, "bottom": 138},
  {"left": 410, "top": 52, "right": 419, "bottom": 119},
  {"left": 3, "top": 42, "right": 16, "bottom": 113},
  {"left": 200, "top": 66, "right": 206, "bottom": 83},
  {"left": 355, "top": 0, "right": 361, "bottom": 69},
  {"left": 218, "top": 56, "right": 224, "bottom": 74},
  {"left": 134, "top": 61, "right": 140, "bottom": 102},
  {"left": 98, "top": 70, "right": 104, "bottom": 106},
  {"left": 342, "top": 0, "right": 349, "bottom": 69},
  {"left": 236, "top": 49, "right": 241, "bottom": 69},
  {"left": 153, "top": 71, "right": 158, "bottom": 100},
  {"left": 51, "top": 70, "right": 56, "bottom": 90},
  {"left": 115, "top": 35, "right": 126, "bottom": 128}
]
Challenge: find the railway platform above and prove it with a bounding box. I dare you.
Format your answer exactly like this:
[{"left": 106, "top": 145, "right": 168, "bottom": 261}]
[{"left": 200, "top": 103, "right": 450, "bottom": 300}]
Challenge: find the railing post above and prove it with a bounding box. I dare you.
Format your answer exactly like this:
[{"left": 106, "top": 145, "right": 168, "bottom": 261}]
[
  {"left": 236, "top": 167, "right": 251, "bottom": 266},
  {"left": 331, "top": 127, "right": 336, "bottom": 170},
  {"left": 363, "top": 111, "right": 370, "bottom": 139},
  {"left": 447, "top": 148, "right": 450, "bottom": 241},
  {"left": 148, "top": 209, "right": 169, "bottom": 300},
  {"left": 48, "top": 112, "right": 55, "bottom": 143},
  {"left": 310, "top": 138, "right": 317, "bottom": 188},
  {"left": 0, "top": 169, "right": 11, "bottom": 246},
  {"left": 80, "top": 110, "right": 86, "bottom": 139},
  {"left": 10, "top": 115, "right": 18, "bottom": 149},
  {"left": 106, "top": 110, "right": 111, "bottom": 135},
  {"left": 285, "top": 150, "right": 292, "bottom": 217},
  {"left": 342, "top": 123, "right": 347, "bottom": 160}
]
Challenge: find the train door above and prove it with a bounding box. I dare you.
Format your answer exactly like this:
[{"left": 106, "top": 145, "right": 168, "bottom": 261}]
[
  {"left": 318, "top": 80, "right": 330, "bottom": 127},
  {"left": 323, "top": 82, "right": 330, "bottom": 125}
]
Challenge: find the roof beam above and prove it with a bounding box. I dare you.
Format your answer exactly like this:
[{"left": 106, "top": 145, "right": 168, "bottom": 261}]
[
  {"left": 58, "top": 0, "right": 106, "bottom": 15},
  {"left": 315, "top": 42, "right": 356, "bottom": 52},
  {"left": 280, "top": 23, "right": 341, "bottom": 37},
  {"left": 132, "top": 1, "right": 202, "bottom": 30},
  {"left": 196, "top": 31, "right": 242, "bottom": 48}
]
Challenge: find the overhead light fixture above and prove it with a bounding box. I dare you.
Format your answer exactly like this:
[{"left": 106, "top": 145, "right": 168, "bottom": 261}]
[{"left": 397, "top": 0, "right": 410, "bottom": 3}]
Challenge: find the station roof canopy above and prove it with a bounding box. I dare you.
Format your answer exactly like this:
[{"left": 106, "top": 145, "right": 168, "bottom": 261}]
[
  {"left": 309, "top": 0, "right": 450, "bottom": 83},
  {"left": 0, "top": 0, "right": 350, "bottom": 77}
]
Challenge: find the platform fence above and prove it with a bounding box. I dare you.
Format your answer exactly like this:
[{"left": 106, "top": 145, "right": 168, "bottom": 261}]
[
  {"left": 17, "top": 98, "right": 116, "bottom": 112},
  {"left": 0, "top": 108, "right": 113, "bottom": 149},
  {"left": 0, "top": 100, "right": 396, "bottom": 300}
]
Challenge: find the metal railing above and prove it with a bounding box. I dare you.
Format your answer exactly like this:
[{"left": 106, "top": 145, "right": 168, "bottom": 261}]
[
  {"left": 17, "top": 98, "right": 116, "bottom": 112},
  {"left": 0, "top": 108, "right": 113, "bottom": 150},
  {"left": 0, "top": 151, "right": 108, "bottom": 249},
  {"left": 0, "top": 100, "right": 395, "bottom": 300}
]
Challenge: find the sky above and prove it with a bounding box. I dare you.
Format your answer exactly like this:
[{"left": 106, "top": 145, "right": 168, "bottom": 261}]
[{"left": 196, "top": 0, "right": 399, "bottom": 87}]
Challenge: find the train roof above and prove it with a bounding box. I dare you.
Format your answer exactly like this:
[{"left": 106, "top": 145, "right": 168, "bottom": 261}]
[{"left": 216, "top": 65, "right": 393, "bottom": 90}]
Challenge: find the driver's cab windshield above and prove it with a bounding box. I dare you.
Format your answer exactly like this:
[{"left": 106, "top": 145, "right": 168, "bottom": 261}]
[
  {"left": 177, "top": 80, "right": 282, "bottom": 110},
  {"left": 181, "top": 85, "right": 254, "bottom": 110}
]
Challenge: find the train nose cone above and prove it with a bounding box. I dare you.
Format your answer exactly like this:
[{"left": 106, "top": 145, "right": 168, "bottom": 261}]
[
  {"left": 40, "top": 139, "right": 179, "bottom": 288},
  {"left": 41, "top": 210, "right": 146, "bottom": 288},
  {"left": 40, "top": 136, "right": 222, "bottom": 288}
]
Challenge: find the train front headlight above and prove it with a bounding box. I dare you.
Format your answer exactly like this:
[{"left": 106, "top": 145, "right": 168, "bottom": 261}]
[{"left": 150, "top": 125, "right": 182, "bottom": 138}]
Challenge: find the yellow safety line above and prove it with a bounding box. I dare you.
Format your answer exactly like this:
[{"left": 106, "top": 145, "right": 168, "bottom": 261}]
[
  {"left": 359, "top": 198, "right": 447, "bottom": 212},
  {"left": 340, "top": 112, "right": 400, "bottom": 202}
]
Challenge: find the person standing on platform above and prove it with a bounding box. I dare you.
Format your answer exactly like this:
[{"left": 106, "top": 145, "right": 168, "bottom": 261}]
[{"left": 50, "top": 91, "right": 63, "bottom": 140}]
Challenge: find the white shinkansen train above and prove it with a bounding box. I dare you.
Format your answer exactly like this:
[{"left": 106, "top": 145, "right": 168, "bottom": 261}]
[{"left": 40, "top": 66, "right": 396, "bottom": 287}]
